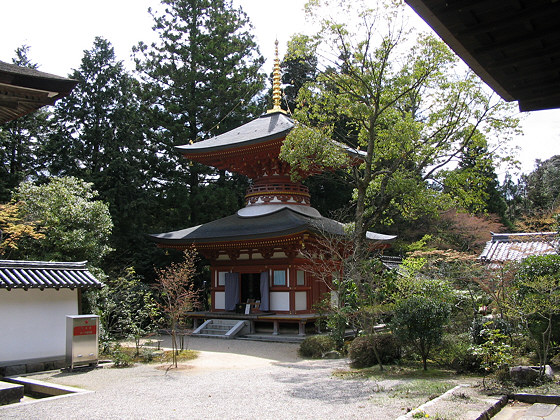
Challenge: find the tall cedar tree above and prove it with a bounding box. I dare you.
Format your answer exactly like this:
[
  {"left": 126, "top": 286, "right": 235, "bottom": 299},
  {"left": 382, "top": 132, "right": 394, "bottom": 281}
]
[
  {"left": 0, "top": 46, "right": 51, "bottom": 201},
  {"left": 439, "top": 133, "right": 510, "bottom": 225},
  {"left": 133, "top": 0, "right": 265, "bottom": 229},
  {"left": 44, "top": 37, "right": 159, "bottom": 275},
  {"left": 280, "top": 1, "right": 519, "bottom": 257}
]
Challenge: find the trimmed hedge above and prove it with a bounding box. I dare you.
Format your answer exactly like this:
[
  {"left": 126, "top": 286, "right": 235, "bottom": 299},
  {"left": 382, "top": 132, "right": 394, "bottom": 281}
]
[
  {"left": 299, "top": 335, "right": 337, "bottom": 359},
  {"left": 348, "top": 333, "right": 401, "bottom": 368}
]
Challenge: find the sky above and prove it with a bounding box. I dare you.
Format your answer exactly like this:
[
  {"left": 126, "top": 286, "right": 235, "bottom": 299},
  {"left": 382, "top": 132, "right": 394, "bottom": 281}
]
[{"left": 2, "top": 0, "right": 559, "bottom": 178}]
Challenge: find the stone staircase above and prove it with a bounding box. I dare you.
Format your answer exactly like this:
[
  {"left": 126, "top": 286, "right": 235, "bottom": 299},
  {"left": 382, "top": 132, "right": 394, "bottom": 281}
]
[{"left": 192, "top": 319, "right": 250, "bottom": 339}]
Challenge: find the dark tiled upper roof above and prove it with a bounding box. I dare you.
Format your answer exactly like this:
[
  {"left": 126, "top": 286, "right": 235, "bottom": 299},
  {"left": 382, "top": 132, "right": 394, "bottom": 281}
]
[
  {"left": 176, "top": 112, "right": 294, "bottom": 155},
  {"left": 479, "top": 232, "right": 558, "bottom": 263},
  {"left": 0, "top": 260, "right": 103, "bottom": 290}
]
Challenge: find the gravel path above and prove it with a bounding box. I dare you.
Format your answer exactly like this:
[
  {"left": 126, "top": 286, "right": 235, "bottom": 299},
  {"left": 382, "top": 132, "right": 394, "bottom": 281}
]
[
  {"left": 0, "top": 337, "right": 496, "bottom": 420},
  {"left": 0, "top": 337, "right": 403, "bottom": 420}
]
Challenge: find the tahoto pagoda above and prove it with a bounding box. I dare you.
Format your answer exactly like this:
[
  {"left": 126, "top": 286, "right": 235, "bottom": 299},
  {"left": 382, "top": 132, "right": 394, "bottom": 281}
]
[{"left": 150, "top": 43, "right": 395, "bottom": 336}]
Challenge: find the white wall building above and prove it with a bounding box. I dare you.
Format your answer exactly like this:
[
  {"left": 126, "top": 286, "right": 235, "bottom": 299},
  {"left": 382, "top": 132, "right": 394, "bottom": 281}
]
[{"left": 0, "top": 260, "right": 102, "bottom": 375}]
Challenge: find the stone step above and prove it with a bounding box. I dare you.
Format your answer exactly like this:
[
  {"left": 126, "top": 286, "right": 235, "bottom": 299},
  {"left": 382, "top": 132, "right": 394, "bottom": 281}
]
[
  {"left": 204, "top": 324, "right": 235, "bottom": 331},
  {"left": 199, "top": 329, "right": 228, "bottom": 335},
  {"left": 0, "top": 381, "right": 24, "bottom": 406}
]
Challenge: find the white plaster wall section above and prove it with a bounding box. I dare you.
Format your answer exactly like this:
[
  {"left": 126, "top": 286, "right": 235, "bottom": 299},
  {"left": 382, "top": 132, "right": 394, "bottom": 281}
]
[
  {"left": 269, "top": 292, "right": 290, "bottom": 311},
  {"left": 214, "top": 292, "right": 225, "bottom": 310},
  {"left": 295, "top": 291, "right": 307, "bottom": 311},
  {"left": 0, "top": 289, "right": 78, "bottom": 362}
]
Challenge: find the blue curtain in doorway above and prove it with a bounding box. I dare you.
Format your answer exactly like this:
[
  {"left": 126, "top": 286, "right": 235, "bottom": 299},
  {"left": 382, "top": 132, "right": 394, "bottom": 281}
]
[
  {"left": 259, "top": 271, "right": 269, "bottom": 312},
  {"left": 224, "top": 272, "right": 239, "bottom": 311}
]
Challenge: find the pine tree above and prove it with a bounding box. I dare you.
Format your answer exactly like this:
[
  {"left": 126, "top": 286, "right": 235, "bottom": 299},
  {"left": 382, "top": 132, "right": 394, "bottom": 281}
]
[
  {"left": 133, "top": 0, "right": 265, "bottom": 228},
  {"left": 44, "top": 37, "right": 157, "bottom": 274}
]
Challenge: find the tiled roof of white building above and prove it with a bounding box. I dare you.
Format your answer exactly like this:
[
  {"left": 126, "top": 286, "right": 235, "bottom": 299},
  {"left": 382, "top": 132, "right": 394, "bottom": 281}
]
[
  {"left": 479, "top": 232, "right": 558, "bottom": 263},
  {"left": 0, "top": 260, "right": 103, "bottom": 290}
]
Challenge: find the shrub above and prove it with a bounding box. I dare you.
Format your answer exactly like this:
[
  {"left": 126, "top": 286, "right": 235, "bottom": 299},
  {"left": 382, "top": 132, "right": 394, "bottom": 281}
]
[
  {"left": 299, "top": 335, "right": 336, "bottom": 358},
  {"left": 348, "top": 333, "right": 401, "bottom": 368},
  {"left": 471, "top": 317, "right": 512, "bottom": 345},
  {"left": 111, "top": 343, "right": 134, "bottom": 368},
  {"left": 434, "top": 333, "right": 482, "bottom": 373},
  {"left": 391, "top": 296, "right": 451, "bottom": 370}
]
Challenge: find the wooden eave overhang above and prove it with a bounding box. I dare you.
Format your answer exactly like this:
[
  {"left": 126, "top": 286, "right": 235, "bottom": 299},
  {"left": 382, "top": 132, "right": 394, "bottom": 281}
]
[
  {"left": 0, "top": 60, "right": 77, "bottom": 124},
  {"left": 405, "top": 0, "right": 560, "bottom": 111}
]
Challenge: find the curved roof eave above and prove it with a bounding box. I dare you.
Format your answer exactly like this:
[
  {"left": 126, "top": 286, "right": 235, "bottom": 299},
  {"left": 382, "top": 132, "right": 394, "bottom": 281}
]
[
  {"left": 176, "top": 111, "right": 294, "bottom": 155},
  {"left": 149, "top": 207, "right": 396, "bottom": 246}
]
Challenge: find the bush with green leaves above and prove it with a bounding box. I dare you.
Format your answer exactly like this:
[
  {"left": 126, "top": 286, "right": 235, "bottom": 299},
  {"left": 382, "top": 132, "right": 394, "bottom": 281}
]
[
  {"left": 434, "top": 333, "right": 482, "bottom": 373},
  {"left": 12, "top": 176, "right": 112, "bottom": 264},
  {"left": 110, "top": 343, "right": 134, "bottom": 368},
  {"left": 471, "top": 317, "right": 512, "bottom": 345},
  {"left": 391, "top": 296, "right": 452, "bottom": 370},
  {"left": 348, "top": 333, "right": 401, "bottom": 368},
  {"left": 510, "top": 254, "right": 560, "bottom": 375},
  {"left": 299, "top": 335, "right": 336, "bottom": 359},
  {"left": 470, "top": 323, "right": 513, "bottom": 387},
  {"left": 88, "top": 267, "right": 160, "bottom": 354}
]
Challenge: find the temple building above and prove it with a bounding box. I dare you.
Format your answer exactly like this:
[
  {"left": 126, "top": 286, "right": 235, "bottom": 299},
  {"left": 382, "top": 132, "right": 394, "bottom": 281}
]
[{"left": 150, "top": 43, "right": 395, "bottom": 336}]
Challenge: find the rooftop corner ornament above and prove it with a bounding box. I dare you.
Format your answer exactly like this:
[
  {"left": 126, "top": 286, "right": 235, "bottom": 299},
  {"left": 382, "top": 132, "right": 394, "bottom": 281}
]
[{"left": 268, "top": 40, "right": 286, "bottom": 114}]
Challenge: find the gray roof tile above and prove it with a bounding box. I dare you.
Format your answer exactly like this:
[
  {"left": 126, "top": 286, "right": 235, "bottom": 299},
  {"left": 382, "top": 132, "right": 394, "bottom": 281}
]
[
  {"left": 0, "top": 260, "right": 103, "bottom": 290},
  {"left": 479, "top": 232, "right": 558, "bottom": 262}
]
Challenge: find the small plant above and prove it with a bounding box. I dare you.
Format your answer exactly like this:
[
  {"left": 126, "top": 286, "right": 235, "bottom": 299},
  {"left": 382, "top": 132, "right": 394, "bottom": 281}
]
[
  {"left": 111, "top": 343, "right": 134, "bottom": 368},
  {"left": 412, "top": 411, "right": 428, "bottom": 418},
  {"left": 470, "top": 323, "right": 513, "bottom": 388},
  {"left": 299, "top": 335, "right": 336, "bottom": 358},
  {"left": 348, "top": 333, "right": 401, "bottom": 368},
  {"left": 141, "top": 347, "right": 156, "bottom": 363}
]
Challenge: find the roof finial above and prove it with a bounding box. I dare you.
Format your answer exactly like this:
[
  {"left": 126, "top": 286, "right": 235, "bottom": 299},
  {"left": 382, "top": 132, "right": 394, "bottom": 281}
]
[{"left": 268, "top": 39, "right": 285, "bottom": 114}]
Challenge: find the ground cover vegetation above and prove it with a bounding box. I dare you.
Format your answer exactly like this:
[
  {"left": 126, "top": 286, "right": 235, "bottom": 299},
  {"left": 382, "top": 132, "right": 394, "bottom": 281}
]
[{"left": 1, "top": 0, "right": 560, "bottom": 386}]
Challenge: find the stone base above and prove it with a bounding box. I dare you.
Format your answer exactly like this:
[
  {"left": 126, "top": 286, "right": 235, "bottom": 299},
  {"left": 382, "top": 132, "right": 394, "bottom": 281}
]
[
  {"left": 0, "top": 381, "right": 24, "bottom": 405},
  {"left": 0, "top": 358, "right": 66, "bottom": 377}
]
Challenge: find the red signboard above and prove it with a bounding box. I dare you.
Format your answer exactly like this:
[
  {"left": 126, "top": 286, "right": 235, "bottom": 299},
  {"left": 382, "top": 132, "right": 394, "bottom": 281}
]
[{"left": 73, "top": 325, "right": 97, "bottom": 336}]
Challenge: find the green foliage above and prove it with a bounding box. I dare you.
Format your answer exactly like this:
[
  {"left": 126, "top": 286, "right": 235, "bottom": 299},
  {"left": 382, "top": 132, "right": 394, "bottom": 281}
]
[
  {"left": 438, "top": 133, "right": 511, "bottom": 223},
  {"left": 391, "top": 296, "right": 452, "bottom": 370},
  {"left": 471, "top": 317, "right": 512, "bottom": 345},
  {"left": 88, "top": 267, "right": 160, "bottom": 353},
  {"left": 298, "top": 335, "right": 336, "bottom": 359},
  {"left": 509, "top": 255, "right": 560, "bottom": 374},
  {"left": 133, "top": 0, "right": 265, "bottom": 231},
  {"left": 12, "top": 176, "right": 112, "bottom": 265},
  {"left": 348, "top": 333, "right": 401, "bottom": 368},
  {"left": 470, "top": 323, "right": 513, "bottom": 387},
  {"left": 281, "top": 34, "right": 319, "bottom": 114},
  {"left": 433, "top": 333, "right": 482, "bottom": 374},
  {"left": 280, "top": 0, "right": 520, "bottom": 255},
  {"left": 110, "top": 343, "right": 134, "bottom": 368},
  {"left": 524, "top": 156, "right": 560, "bottom": 214},
  {"left": 44, "top": 37, "right": 167, "bottom": 279}
]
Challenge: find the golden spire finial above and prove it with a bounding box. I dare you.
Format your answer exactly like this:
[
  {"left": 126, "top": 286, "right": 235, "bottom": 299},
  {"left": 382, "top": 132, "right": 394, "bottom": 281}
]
[{"left": 268, "top": 39, "right": 285, "bottom": 114}]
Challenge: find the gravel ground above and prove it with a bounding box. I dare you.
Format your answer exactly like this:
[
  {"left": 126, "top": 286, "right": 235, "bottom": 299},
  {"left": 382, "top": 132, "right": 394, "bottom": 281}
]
[{"left": 0, "top": 336, "right": 497, "bottom": 420}]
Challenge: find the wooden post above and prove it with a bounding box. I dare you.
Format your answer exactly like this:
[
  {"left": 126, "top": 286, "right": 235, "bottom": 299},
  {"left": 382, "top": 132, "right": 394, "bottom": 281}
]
[{"left": 298, "top": 321, "right": 306, "bottom": 336}]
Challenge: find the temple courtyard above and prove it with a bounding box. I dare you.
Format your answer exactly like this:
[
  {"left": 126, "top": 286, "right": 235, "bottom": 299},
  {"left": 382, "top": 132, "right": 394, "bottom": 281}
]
[{"left": 0, "top": 336, "right": 525, "bottom": 419}]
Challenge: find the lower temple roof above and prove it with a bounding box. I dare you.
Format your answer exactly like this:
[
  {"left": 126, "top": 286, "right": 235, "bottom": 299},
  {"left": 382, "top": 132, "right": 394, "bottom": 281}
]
[{"left": 149, "top": 206, "right": 395, "bottom": 247}]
